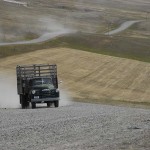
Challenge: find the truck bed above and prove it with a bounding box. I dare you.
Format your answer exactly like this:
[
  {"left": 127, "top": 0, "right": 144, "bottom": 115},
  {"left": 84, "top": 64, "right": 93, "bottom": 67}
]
[{"left": 16, "top": 64, "right": 57, "bottom": 78}]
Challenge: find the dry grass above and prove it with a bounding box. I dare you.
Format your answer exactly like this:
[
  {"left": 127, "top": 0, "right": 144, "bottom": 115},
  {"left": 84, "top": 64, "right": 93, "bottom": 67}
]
[{"left": 0, "top": 47, "right": 150, "bottom": 104}]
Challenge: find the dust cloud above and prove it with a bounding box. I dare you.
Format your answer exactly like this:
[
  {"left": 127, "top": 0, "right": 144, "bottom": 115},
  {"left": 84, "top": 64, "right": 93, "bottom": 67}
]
[
  {"left": 38, "top": 17, "right": 67, "bottom": 33},
  {"left": 59, "top": 89, "right": 73, "bottom": 106},
  {"left": 0, "top": 73, "right": 72, "bottom": 109},
  {"left": 0, "top": 74, "right": 19, "bottom": 108},
  {"left": 0, "top": 16, "right": 75, "bottom": 45}
]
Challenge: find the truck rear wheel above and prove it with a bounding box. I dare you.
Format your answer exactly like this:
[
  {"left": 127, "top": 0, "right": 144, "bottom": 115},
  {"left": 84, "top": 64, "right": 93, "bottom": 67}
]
[
  {"left": 47, "top": 102, "right": 51, "bottom": 108},
  {"left": 20, "top": 95, "right": 29, "bottom": 109},
  {"left": 20, "top": 95, "right": 26, "bottom": 109},
  {"left": 26, "top": 102, "right": 29, "bottom": 108},
  {"left": 21, "top": 100, "right": 26, "bottom": 109},
  {"left": 31, "top": 102, "right": 36, "bottom": 109},
  {"left": 54, "top": 101, "right": 59, "bottom": 107}
]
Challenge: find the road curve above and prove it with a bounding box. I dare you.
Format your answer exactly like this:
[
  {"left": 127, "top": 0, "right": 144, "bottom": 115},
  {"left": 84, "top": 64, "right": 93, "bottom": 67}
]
[
  {"left": 0, "top": 29, "right": 74, "bottom": 46},
  {"left": 105, "top": 20, "right": 143, "bottom": 35},
  {"left": 0, "top": 102, "right": 150, "bottom": 150},
  {"left": 3, "top": 0, "right": 27, "bottom": 7}
]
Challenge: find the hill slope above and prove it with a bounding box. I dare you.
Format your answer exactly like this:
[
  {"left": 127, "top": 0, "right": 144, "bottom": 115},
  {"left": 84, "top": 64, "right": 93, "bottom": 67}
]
[{"left": 0, "top": 48, "right": 150, "bottom": 104}]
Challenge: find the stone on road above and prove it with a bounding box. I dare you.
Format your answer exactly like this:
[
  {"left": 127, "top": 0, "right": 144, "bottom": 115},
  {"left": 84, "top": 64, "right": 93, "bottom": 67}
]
[{"left": 0, "top": 102, "right": 150, "bottom": 150}]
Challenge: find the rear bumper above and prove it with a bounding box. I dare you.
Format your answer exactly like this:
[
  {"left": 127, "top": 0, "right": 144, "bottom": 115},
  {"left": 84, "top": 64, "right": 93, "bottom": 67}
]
[{"left": 31, "top": 97, "right": 59, "bottom": 103}]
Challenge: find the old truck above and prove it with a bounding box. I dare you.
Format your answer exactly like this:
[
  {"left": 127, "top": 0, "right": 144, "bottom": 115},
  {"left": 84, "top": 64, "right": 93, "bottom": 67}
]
[{"left": 16, "top": 64, "right": 60, "bottom": 109}]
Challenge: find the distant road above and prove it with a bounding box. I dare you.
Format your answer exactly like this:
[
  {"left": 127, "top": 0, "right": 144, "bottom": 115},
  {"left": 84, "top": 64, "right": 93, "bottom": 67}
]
[
  {"left": 0, "top": 29, "right": 74, "bottom": 46},
  {"left": 105, "top": 20, "right": 143, "bottom": 35},
  {"left": 3, "top": 0, "right": 27, "bottom": 7}
]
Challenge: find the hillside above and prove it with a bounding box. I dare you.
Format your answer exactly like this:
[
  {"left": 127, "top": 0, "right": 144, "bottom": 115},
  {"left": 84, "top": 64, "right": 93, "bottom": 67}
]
[{"left": 0, "top": 48, "right": 150, "bottom": 106}]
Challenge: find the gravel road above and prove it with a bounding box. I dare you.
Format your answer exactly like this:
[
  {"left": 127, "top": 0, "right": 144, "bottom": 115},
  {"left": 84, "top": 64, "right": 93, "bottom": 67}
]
[
  {"left": 0, "top": 102, "right": 150, "bottom": 150},
  {"left": 0, "top": 29, "right": 74, "bottom": 46},
  {"left": 105, "top": 20, "right": 143, "bottom": 35}
]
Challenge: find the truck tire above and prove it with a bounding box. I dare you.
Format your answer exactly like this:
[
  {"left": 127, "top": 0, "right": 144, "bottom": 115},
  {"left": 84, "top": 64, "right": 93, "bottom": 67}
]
[
  {"left": 20, "top": 95, "right": 26, "bottom": 109},
  {"left": 31, "top": 102, "right": 36, "bottom": 109},
  {"left": 20, "top": 95, "right": 29, "bottom": 109},
  {"left": 26, "top": 102, "right": 30, "bottom": 108},
  {"left": 54, "top": 101, "right": 59, "bottom": 107},
  {"left": 47, "top": 102, "right": 51, "bottom": 108},
  {"left": 25, "top": 95, "right": 30, "bottom": 108}
]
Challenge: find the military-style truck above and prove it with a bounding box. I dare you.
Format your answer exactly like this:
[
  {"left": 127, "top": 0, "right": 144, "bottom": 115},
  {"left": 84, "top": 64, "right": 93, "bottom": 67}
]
[{"left": 16, "top": 64, "right": 60, "bottom": 109}]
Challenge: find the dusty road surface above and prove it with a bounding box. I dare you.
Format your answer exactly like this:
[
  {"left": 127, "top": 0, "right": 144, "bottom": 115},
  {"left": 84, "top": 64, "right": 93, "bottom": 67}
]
[
  {"left": 0, "top": 29, "right": 74, "bottom": 46},
  {"left": 0, "top": 103, "right": 150, "bottom": 150},
  {"left": 105, "top": 20, "right": 143, "bottom": 35}
]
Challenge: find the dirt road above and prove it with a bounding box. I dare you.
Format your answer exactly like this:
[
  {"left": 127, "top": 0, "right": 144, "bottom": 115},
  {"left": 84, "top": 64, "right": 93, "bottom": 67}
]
[
  {"left": 105, "top": 20, "right": 143, "bottom": 35},
  {"left": 0, "top": 102, "right": 150, "bottom": 150},
  {"left": 0, "top": 29, "right": 74, "bottom": 46}
]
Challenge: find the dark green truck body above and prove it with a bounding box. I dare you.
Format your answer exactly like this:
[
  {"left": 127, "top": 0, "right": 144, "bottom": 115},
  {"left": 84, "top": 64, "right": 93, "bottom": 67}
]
[{"left": 16, "top": 64, "right": 59, "bottom": 109}]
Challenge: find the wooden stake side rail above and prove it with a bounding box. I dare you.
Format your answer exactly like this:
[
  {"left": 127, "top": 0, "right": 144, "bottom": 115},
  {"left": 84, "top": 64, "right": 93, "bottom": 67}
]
[{"left": 16, "top": 64, "right": 57, "bottom": 78}]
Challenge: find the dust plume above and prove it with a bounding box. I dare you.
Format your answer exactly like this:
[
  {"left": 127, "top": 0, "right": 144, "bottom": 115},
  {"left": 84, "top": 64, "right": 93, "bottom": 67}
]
[
  {"left": 0, "top": 74, "right": 19, "bottom": 108},
  {"left": 59, "top": 89, "right": 73, "bottom": 106},
  {"left": 0, "top": 15, "right": 75, "bottom": 45}
]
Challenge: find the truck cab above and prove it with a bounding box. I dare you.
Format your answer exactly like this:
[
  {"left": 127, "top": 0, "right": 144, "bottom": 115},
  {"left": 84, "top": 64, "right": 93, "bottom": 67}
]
[{"left": 29, "top": 77, "right": 59, "bottom": 108}]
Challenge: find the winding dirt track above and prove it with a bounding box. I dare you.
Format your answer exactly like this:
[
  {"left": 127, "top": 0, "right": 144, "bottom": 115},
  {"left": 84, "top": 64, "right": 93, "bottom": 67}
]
[
  {"left": 105, "top": 20, "right": 143, "bottom": 35},
  {"left": 0, "top": 29, "right": 74, "bottom": 46}
]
